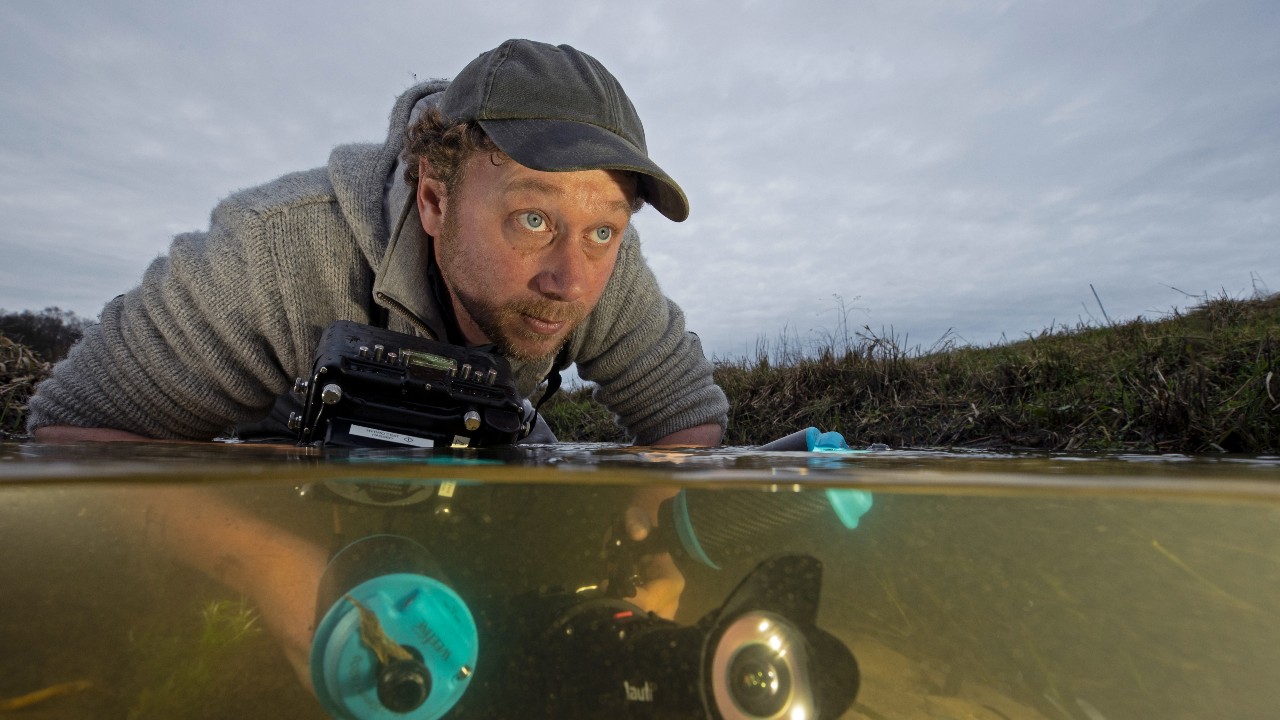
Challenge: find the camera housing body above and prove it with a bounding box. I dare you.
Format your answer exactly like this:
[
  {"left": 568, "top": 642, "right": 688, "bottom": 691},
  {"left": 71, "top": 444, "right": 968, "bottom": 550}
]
[
  {"left": 292, "top": 321, "right": 528, "bottom": 449},
  {"left": 452, "top": 554, "right": 859, "bottom": 720}
]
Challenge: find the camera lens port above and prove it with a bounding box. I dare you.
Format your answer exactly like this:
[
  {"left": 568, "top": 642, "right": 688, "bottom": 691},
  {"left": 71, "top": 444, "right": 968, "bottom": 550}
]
[
  {"left": 711, "top": 611, "right": 814, "bottom": 720},
  {"left": 728, "top": 643, "right": 793, "bottom": 717}
]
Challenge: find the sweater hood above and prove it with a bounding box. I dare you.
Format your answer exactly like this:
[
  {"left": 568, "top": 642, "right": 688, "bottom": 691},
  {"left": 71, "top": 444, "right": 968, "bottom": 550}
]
[{"left": 326, "top": 80, "right": 449, "bottom": 269}]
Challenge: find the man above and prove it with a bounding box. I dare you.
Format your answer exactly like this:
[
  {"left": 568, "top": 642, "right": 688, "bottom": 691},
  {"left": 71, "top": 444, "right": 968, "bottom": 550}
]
[
  {"left": 29, "top": 39, "right": 727, "bottom": 446},
  {"left": 28, "top": 39, "right": 726, "bottom": 688}
]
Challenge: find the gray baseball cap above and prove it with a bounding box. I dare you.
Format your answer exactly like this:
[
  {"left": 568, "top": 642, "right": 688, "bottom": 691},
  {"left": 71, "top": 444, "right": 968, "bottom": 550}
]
[{"left": 438, "top": 39, "right": 690, "bottom": 223}]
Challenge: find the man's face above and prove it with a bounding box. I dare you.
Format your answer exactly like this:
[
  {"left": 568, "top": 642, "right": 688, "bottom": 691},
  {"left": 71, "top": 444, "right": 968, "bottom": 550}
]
[{"left": 418, "top": 152, "right": 636, "bottom": 363}]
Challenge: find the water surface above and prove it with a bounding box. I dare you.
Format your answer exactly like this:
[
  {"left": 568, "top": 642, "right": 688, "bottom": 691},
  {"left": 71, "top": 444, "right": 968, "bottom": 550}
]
[{"left": 1, "top": 441, "right": 1277, "bottom": 719}]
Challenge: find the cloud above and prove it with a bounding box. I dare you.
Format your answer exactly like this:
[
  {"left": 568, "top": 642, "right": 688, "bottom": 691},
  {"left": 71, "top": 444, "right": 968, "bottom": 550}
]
[{"left": 1, "top": 0, "right": 1276, "bottom": 362}]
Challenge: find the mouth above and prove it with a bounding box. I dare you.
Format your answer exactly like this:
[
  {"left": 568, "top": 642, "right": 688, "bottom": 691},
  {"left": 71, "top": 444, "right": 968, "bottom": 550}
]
[{"left": 520, "top": 313, "right": 568, "bottom": 336}]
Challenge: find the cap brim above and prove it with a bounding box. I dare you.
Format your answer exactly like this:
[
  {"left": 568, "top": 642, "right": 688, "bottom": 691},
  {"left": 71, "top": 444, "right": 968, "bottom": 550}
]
[{"left": 479, "top": 118, "right": 690, "bottom": 222}]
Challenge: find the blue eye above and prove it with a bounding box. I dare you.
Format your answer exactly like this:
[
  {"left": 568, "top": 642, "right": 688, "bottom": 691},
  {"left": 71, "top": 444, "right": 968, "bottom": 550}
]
[
  {"left": 518, "top": 211, "right": 548, "bottom": 232},
  {"left": 593, "top": 227, "right": 613, "bottom": 243}
]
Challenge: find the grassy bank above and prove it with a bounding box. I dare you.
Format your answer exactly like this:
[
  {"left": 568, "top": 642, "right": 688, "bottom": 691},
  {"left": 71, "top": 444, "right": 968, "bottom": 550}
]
[
  {"left": 4, "top": 294, "right": 1277, "bottom": 452},
  {"left": 0, "top": 334, "right": 50, "bottom": 437},
  {"left": 543, "top": 293, "right": 1280, "bottom": 453}
]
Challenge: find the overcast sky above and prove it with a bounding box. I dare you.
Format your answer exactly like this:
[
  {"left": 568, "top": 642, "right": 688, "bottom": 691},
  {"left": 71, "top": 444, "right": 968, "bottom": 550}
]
[{"left": 2, "top": 1, "right": 1276, "bottom": 362}]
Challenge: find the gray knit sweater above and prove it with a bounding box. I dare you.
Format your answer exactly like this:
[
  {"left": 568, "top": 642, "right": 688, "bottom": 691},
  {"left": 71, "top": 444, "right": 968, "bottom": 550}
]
[{"left": 28, "top": 82, "right": 728, "bottom": 445}]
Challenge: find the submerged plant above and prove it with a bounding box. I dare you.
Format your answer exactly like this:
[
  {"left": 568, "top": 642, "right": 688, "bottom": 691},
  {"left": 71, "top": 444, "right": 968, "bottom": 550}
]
[
  {"left": 126, "top": 597, "right": 263, "bottom": 720},
  {"left": 199, "top": 598, "right": 262, "bottom": 646}
]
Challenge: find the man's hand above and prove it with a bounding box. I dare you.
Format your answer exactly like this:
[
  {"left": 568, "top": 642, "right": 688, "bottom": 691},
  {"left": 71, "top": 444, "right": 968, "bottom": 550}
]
[
  {"left": 617, "top": 424, "right": 721, "bottom": 619},
  {"left": 619, "top": 485, "right": 684, "bottom": 619}
]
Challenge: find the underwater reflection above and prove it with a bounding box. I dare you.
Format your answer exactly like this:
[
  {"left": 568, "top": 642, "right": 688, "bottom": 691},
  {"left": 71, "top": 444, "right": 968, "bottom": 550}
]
[{"left": 1, "top": 440, "right": 1278, "bottom": 719}]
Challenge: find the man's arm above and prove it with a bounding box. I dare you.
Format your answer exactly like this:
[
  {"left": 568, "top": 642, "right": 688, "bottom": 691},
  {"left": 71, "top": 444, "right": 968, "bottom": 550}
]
[
  {"left": 130, "top": 486, "right": 327, "bottom": 691},
  {"left": 33, "top": 425, "right": 152, "bottom": 442},
  {"left": 649, "top": 422, "right": 723, "bottom": 448},
  {"left": 619, "top": 422, "right": 722, "bottom": 620},
  {"left": 568, "top": 229, "right": 730, "bottom": 445},
  {"left": 26, "top": 166, "right": 376, "bottom": 441},
  {"left": 33, "top": 424, "right": 325, "bottom": 689}
]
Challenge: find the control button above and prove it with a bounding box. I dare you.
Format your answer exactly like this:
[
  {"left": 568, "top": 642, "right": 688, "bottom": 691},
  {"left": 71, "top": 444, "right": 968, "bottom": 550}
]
[{"left": 321, "top": 383, "right": 343, "bottom": 405}]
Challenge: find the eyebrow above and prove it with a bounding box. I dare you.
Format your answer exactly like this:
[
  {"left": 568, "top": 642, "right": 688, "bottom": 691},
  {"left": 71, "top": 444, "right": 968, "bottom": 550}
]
[{"left": 502, "top": 177, "right": 635, "bottom": 216}]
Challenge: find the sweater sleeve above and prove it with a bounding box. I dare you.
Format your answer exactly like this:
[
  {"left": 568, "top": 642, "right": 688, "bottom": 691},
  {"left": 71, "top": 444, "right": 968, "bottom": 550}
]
[
  {"left": 568, "top": 226, "right": 729, "bottom": 445},
  {"left": 26, "top": 180, "right": 338, "bottom": 440}
]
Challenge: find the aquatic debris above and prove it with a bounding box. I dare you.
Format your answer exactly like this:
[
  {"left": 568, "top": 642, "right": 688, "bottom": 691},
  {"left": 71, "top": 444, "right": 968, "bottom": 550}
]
[
  {"left": 0, "top": 679, "right": 92, "bottom": 711},
  {"left": 346, "top": 594, "right": 413, "bottom": 666},
  {"left": 873, "top": 570, "right": 917, "bottom": 637},
  {"left": 1075, "top": 696, "right": 1109, "bottom": 720},
  {"left": 1149, "top": 539, "right": 1264, "bottom": 615},
  {"left": 1017, "top": 619, "right": 1067, "bottom": 717}
]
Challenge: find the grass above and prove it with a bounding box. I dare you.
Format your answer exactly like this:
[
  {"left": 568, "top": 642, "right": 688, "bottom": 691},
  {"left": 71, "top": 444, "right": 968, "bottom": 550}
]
[
  {"left": 0, "top": 333, "right": 50, "bottom": 438},
  {"left": 542, "top": 292, "right": 1280, "bottom": 453},
  {"left": 4, "top": 292, "right": 1277, "bottom": 452}
]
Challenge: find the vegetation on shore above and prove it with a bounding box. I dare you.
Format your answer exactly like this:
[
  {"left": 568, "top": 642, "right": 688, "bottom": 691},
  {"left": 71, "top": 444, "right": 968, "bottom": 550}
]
[
  {"left": 0, "top": 307, "right": 91, "bottom": 437},
  {"left": 543, "top": 293, "right": 1280, "bottom": 453},
  {"left": 3, "top": 296, "right": 1277, "bottom": 453},
  {"left": 0, "top": 306, "right": 93, "bottom": 361},
  {"left": 0, "top": 333, "right": 53, "bottom": 437}
]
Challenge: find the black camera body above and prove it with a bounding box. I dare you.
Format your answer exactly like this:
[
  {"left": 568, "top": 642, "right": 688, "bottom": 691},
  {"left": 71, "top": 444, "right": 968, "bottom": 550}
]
[
  {"left": 291, "top": 321, "right": 529, "bottom": 449},
  {"left": 451, "top": 554, "right": 859, "bottom": 720}
]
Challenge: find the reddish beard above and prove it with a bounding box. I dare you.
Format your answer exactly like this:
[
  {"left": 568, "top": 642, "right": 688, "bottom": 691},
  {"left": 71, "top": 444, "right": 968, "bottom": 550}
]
[
  {"left": 436, "top": 206, "right": 587, "bottom": 363},
  {"left": 454, "top": 289, "right": 586, "bottom": 363}
]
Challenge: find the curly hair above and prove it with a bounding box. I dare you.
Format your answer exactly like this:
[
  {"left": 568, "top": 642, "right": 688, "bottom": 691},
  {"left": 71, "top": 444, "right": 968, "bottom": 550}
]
[
  {"left": 401, "top": 105, "right": 645, "bottom": 212},
  {"left": 401, "top": 106, "right": 503, "bottom": 194}
]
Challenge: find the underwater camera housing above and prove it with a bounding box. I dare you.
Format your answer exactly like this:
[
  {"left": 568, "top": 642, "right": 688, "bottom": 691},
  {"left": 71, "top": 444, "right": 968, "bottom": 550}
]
[
  {"left": 291, "top": 321, "right": 529, "bottom": 449},
  {"left": 452, "top": 554, "right": 859, "bottom": 720},
  {"left": 311, "top": 535, "right": 480, "bottom": 720}
]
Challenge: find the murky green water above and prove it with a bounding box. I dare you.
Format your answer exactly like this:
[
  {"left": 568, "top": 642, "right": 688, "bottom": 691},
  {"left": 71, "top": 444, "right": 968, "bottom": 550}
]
[{"left": 1, "top": 440, "right": 1277, "bottom": 719}]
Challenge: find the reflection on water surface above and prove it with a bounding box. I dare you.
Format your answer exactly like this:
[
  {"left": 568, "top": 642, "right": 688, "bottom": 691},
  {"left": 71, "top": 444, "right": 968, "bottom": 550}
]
[{"left": 1, "top": 440, "right": 1277, "bottom": 719}]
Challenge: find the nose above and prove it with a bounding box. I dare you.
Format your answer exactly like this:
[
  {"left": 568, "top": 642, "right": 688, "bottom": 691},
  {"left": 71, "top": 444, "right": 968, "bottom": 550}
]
[{"left": 532, "top": 238, "right": 587, "bottom": 302}]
